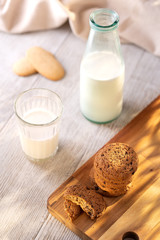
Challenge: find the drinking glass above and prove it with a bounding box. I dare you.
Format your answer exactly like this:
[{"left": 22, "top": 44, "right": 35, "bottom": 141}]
[{"left": 14, "top": 88, "right": 63, "bottom": 163}]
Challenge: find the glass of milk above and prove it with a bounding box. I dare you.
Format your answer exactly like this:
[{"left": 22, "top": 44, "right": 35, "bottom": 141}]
[
  {"left": 80, "top": 9, "right": 125, "bottom": 123},
  {"left": 14, "top": 88, "right": 63, "bottom": 163}
]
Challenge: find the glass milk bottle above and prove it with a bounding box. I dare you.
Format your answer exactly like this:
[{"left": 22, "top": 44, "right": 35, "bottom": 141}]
[{"left": 80, "top": 9, "right": 125, "bottom": 123}]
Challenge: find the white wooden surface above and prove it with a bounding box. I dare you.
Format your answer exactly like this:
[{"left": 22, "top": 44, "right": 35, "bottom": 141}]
[{"left": 0, "top": 22, "right": 159, "bottom": 240}]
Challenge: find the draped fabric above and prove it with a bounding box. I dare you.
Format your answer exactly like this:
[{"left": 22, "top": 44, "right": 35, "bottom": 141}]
[{"left": 0, "top": 0, "right": 160, "bottom": 56}]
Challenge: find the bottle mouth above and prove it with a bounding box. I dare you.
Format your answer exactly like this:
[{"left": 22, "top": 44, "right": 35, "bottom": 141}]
[{"left": 90, "top": 8, "right": 119, "bottom": 31}]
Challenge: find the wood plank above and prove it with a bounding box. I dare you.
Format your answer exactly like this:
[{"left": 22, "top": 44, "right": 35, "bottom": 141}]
[
  {"left": 144, "top": 222, "right": 160, "bottom": 240},
  {"left": 47, "top": 96, "right": 160, "bottom": 240},
  {"left": 99, "top": 178, "right": 160, "bottom": 240}
]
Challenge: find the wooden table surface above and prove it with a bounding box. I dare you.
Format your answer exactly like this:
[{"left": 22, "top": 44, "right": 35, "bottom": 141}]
[{"left": 0, "top": 22, "right": 159, "bottom": 240}]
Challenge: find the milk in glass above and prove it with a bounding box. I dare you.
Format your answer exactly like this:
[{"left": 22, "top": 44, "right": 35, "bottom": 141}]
[
  {"left": 20, "top": 109, "right": 58, "bottom": 160},
  {"left": 15, "top": 88, "right": 62, "bottom": 163}
]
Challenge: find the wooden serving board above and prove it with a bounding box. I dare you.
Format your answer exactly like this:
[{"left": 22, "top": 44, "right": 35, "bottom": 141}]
[{"left": 47, "top": 96, "right": 160, "bottom": 240}]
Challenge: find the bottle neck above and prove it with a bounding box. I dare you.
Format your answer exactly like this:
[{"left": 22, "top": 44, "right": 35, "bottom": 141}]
[
  {"left": 89, "top": 9, "right": 119, "bottom": 32},
  {"left": 85, "top": 27, "right": 120, "bottom": 56},
  {"left": 83, "top": 8, "right": 124, "bottom": 66}
]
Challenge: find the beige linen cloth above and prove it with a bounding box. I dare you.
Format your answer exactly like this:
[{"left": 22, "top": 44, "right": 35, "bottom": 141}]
[{"left": 0, "top": 0, "right": 160, "bottom": 56}]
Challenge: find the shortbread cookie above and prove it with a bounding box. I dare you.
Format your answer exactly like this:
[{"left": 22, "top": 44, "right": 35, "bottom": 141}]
[
  {"left": 64, "top": 184, "right": 106, "bottom": 220},
  {"left": 26, "top": 46, "right": 65, "bottom": 81},
  {"left": 64, "top": 199, "right": 81, "bottom": 221},
  {"left": 13, "top": 57, "right": 37, "bottom": 76}
]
